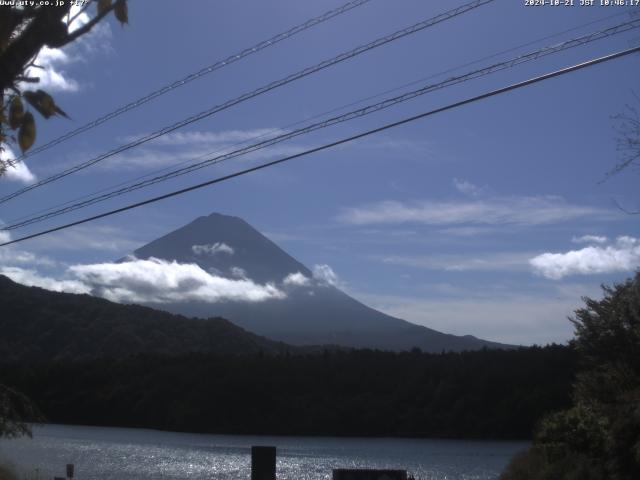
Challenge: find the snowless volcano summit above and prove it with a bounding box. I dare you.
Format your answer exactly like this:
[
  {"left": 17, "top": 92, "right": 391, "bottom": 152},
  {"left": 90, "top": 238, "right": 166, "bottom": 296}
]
[{"left": 130, "top": 212, "right": 509, "bottom": 352}]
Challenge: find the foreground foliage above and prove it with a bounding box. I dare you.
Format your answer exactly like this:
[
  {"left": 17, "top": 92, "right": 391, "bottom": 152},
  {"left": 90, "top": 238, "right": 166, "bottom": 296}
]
[
  {"left": 502, "top": 273, "right": 640, "bottom": 480},
  {"left": 0, "top": 1, "right": 128, "bottom": 173},
  {"left": 0, "top": 384, "right": 42, "bottom": 439}
]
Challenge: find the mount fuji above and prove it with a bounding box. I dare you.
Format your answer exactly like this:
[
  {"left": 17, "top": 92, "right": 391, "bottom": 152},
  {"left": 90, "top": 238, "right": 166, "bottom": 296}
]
[{"left": 127, "top": 213, "right": 510, "bottom": 352}]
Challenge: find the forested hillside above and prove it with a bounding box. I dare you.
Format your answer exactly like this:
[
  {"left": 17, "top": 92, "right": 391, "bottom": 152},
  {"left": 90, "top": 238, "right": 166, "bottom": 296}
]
[
  {"left": 0, "top": 275, "right": 290, "bottom": 360},
  {"left": 2, "top": 346, "right": 576, "bottom": 439}
]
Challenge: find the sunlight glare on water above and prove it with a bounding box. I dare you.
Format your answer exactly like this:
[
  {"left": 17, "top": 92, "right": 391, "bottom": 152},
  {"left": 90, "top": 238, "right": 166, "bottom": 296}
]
[{"left": 0, "top": 424, "right": 528, "bottom": 480}]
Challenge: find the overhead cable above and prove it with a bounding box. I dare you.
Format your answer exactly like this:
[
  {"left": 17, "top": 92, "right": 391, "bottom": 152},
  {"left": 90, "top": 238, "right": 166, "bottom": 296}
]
[
  {"left": 0, "top": 0, "right": 495, "bottom": 205},
  {"left": 4, "top": 17, "right": 639, "bottom": 231},
  {"left": 2, "top": 45, "right": 638, "bottom": 248},
  {"left": 9, "top": 8, "right": 633, "bottom": 228},
  {"left": 6, "top": 0, "right": 374, "bottom": 166}
]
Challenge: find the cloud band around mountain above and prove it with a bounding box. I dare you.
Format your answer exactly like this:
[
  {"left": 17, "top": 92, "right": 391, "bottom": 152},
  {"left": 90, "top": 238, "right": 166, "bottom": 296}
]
[
  {"left": 0, "top": 254, "right": 285, "bottom": 305},
  {"left": 70, "top": 257, "right": 285, "bottom": 304}
]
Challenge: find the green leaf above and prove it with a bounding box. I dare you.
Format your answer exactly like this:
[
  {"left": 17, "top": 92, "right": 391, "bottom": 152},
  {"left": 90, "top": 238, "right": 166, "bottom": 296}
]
[
  {"left": 23, "top": 90, "right": 68, "bottom": 119},
  {"left": 114, "top": 0, "right": 128, "bottom": 25},
  {"left": 98, "top": 0, "right": 112, "bottom": 15},
  {"left": 9, "top": 96, "right": 24, "bottom": 130},
  {"left": 18, "top": 112, "right": 36, "bottom": 152}
]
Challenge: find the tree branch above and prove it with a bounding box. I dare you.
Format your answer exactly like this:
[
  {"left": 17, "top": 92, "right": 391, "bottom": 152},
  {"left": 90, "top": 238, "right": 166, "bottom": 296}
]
[
  {"left": 48, "top": 4, "right": 117, "bottom": 48},
  {"left": 67, "top": 0, "right": 94, "bottom": 26},
  {"left": 16, "top": 75, "right": 41, "bottom": 83},
  {"left": 0, "top": 7, "right": 70, "bottom": 92}
]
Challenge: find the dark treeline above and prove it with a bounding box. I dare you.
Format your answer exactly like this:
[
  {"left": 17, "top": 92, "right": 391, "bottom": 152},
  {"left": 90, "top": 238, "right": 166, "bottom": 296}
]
[{"left": 1, "top": 345, "right": 576, "bottom": 439}]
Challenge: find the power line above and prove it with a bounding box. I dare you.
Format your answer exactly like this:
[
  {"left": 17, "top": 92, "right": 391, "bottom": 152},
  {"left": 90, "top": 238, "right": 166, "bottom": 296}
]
[
  {"left": 4, "top": 17, "right": 639, "bottom": 232},
  {"left": 2, "top": 45, "right": 638, "bottom": 248},
  {"left": 0, "top": 0, "right": 495, "bottom": 205},
  {"left": 6, "top": 10, "right": 634, "bottom": 229},
  {"left": 6, "top": 0, "right": 373, "bottom": 167}
]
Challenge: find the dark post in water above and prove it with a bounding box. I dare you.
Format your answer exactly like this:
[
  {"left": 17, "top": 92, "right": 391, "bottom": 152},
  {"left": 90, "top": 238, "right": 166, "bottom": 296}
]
[
  {"left": 251, "top": 446, "right": 276, "bottom": 480},
  {"left": 333, "top": 469, "right": 408, "bottom": 480}
]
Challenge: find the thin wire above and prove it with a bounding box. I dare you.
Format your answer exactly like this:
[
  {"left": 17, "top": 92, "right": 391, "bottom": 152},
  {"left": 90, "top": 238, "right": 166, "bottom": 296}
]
[
  {"left": 6, "top": 0, "right": 374, "bottom": 167},
  {"left": 2, "top": 45, "right": 638, "bottom": 248},
  {"left": 0, "top": 0, "right": 495, "bottom": 205},
  {"left": 6, "top": 9, "right": 633, "bottom": 227},
  {"left": 4, "top": 17, "right": 639, "bottom": 231}
]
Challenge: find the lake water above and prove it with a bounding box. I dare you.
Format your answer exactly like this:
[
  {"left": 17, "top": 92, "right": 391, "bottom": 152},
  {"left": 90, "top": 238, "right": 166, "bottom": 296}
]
[{"left": 0, "top": 424, "right": 527, "bottom": 480}]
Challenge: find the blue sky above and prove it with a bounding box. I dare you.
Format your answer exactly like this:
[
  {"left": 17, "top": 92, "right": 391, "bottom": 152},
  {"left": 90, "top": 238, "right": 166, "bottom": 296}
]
[{"left": 1, "top": 0, "right": 639, "bottom": 345}]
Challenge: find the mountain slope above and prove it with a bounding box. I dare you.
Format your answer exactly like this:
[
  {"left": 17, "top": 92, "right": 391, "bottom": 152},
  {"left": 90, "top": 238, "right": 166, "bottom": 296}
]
[
  {"left": 131, "top": 213, "right": 511, "bottom": 352},
  {"left": 0, "top": 275, "right": 290, "bottom": 362},
  {"left": 134, "top": 214, "right": 310, "bottom": 284}
]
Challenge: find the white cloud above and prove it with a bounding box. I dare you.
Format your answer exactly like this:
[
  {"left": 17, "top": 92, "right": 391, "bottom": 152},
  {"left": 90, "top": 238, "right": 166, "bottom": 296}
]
[
  {"left": 283, "top": 272, "right": 311, "bottom": 287},
  {"left": 1, "top": 244, "right": 285, "bottom": 307},
  {"left": 437, "top": 226, "right": 498, "bottom": 237},
  {"left": 452, "top": 178, "right": 485, "bottom": 197},
  {"left": 0, "top": 231, "right": 57, "bottom": 266},
  {"left": 103, "top": 129, "right": 306, "bottom": 171},
  {"left": 350, "top": 136, "right": 433, "bottom": 156},
  {"left": 4, "top": 161, "right": 37, "bottom": 184},
  {"left": 0, "top": 266, "right": 89, "bottom": 294},
  {"left": 20, "top": 5, "right": 112, "bottom": 93},
  {"left": 24, "top": 224, "right": 140, "bottom": 253},
  {"left": 379, "top": 252, "right": 532, "bottom": 272},
  {"left": 572, "top": 235, "right": 608, "bottom": 245},
  {"left": 24, "top": 46, "right": 79, "bottom": 92},
  {"left": 0, "top": 248, "right": 56, "bottom": 267},
  {"left": 312, "top": 264, "right": 339, "bottom": 286},
  {"left": 69, "top": 257, "right": 285, "bottom": 304},
  {"left": 530, "top": 236, "right": 640, "bottom": 280},
  {"left": 67, "top": 5, "right": 91, "bottom": 33},
  {"left": 192, "top": 242, "right": 234, "bottom": 256},
  {"left": 1, "top": 147, "right": 36, "bottom": 184},
  {"left": 230, "top": 266, "right": 247, "bottom": 278},
  {"left": 338, "top": 196, "right": 612, "bottom": 227},
  {"left": 140, "top": 129, "right": 287, "bottom": 147}
]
